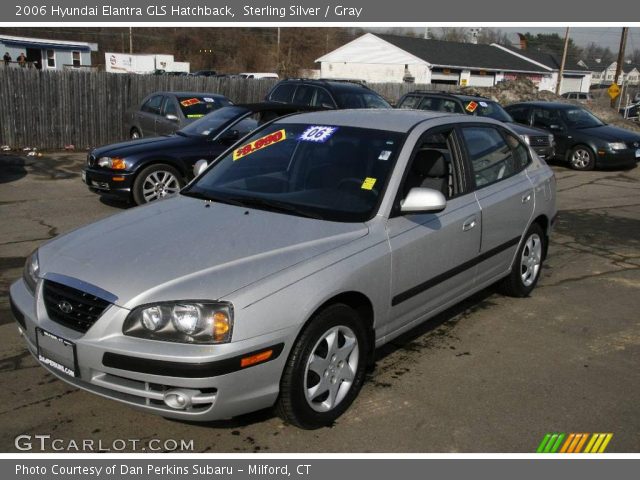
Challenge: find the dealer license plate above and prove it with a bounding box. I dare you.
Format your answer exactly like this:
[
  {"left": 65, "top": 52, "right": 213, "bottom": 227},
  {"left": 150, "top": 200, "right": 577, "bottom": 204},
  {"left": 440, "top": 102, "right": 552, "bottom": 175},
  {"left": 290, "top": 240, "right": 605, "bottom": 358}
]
[{"left": 36, "top": 328, "right": 77, "bottom": 377}]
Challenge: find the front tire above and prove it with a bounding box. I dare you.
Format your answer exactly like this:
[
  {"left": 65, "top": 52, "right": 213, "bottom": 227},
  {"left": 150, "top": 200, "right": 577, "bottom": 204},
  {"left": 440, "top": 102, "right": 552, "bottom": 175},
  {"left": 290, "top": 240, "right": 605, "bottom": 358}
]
[
  {"left": 568, "top": 145, "right": 595, "bottom": 170},
  {"left": 132, "top": 164, "right": 184, "bottom": 205},
  {"left": 276, "top": 303, "right": 369, "bottom": 429},
  {"left": 500, "top": 223, "right": 546, "bottom": 297}
]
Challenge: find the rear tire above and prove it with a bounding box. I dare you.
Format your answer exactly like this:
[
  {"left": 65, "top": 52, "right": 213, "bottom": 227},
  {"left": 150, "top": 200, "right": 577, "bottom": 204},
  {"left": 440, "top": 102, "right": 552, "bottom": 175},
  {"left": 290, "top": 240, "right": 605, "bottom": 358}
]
[
  {"left": 276, "top": 303, "right": 369, "bottom": 429},
  {"left": 500, "top": 223, "right": 546, "bottom": 297},
  {"left": 132, "top": 164, "right": 184, "bottom": 205}
]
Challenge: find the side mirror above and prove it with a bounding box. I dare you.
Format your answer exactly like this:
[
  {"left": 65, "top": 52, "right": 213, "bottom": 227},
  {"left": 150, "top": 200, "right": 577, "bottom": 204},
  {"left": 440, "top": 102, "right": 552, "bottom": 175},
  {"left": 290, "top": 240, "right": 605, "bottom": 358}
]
[
  {"left": 166, "top": 114, "right": 179, "bottom": 122},
  {"left": 219, "top": 129, "right": 240, "bottom": 144},
  {"left": 400, "top": 188, "right": 447, "bottom": 213},
  {"left": 193, "top": 159, "right": 208, "bottom": 178}
]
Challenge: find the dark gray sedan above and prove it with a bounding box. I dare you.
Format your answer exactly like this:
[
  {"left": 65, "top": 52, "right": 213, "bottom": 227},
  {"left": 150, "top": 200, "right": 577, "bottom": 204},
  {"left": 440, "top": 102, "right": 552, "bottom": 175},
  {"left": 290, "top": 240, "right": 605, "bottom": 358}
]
[{"left": 127, "top": 91, "right": 232, "bottom": 139}]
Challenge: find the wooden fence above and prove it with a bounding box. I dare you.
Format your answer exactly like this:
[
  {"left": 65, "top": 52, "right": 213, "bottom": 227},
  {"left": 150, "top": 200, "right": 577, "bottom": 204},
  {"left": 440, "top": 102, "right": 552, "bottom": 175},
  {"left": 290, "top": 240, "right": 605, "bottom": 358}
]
[{"left": 0, "top": 68, "right": 453, "bottom": 150}]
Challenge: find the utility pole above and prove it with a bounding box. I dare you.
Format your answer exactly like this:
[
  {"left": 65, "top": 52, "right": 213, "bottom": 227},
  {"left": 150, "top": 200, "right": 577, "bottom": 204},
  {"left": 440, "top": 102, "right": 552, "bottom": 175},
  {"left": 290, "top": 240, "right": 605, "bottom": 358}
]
[
  {"left": 556, "top": 27, "right": 570, "bottom": 95},
  {"left": 424, "top": 27, "right": 429, "bottom": 39},
  {"left": 611, "top": 27, "right": 629, "bottom": 107},
  {"left": 276, "top": 27, "right": 281, "bottom": 72},
  {"left": 129, "top": 27, "right": 133, "bottom": 54}
]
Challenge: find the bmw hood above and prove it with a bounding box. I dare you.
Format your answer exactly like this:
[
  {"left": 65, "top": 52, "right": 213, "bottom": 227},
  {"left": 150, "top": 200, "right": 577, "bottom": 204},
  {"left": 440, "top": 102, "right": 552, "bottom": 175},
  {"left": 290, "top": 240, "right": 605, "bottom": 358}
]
[
  {"left": 91, "top": 134, "right": 196, "bottom": 158},
  {"left": 37, "top": 196, "right": 368, "bottom": 308},
  {"left": 580, "top": 124, "right": 640, "bottom": 143}
]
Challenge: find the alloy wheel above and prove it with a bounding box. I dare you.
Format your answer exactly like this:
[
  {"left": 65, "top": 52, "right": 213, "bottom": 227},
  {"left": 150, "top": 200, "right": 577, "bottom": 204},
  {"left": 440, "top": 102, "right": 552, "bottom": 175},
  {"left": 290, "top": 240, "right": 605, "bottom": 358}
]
[
  {"left": 521, "top": 233, "right": 542, "bottom": 287},
  {"left": 141, "top": 171, "right": 180, "bottom": 202}
]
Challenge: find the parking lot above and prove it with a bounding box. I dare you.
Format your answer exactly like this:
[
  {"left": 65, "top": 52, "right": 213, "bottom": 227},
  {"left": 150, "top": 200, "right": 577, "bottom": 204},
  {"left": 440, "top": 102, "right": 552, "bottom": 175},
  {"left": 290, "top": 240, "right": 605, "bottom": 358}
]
[{"left": 0, "top": 151, "right": 639, "bottom": 452}]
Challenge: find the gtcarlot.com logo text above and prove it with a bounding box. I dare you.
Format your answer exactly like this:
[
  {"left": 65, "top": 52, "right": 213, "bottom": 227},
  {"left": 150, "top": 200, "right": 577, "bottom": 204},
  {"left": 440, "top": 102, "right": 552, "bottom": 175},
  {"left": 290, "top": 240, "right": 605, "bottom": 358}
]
[{"left": 15, "top": 435, "right": 194, "bottom": 452}]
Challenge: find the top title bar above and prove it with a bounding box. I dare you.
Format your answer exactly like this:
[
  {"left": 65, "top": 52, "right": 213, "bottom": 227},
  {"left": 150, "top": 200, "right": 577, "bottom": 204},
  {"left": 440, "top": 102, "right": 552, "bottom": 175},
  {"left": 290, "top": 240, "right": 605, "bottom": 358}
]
[{"left": 3, "top": 0, "right": 637, "bottom": 23}]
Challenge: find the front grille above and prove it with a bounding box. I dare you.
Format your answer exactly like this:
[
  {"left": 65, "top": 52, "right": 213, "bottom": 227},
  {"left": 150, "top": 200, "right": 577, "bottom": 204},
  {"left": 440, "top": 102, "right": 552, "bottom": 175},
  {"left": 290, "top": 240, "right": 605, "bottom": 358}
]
[
  {"left": 42, "top": 280, "right": 111, "bottom": 333},
  {"left": 530, "top": 135, "right": 550, "bottom": 147}
]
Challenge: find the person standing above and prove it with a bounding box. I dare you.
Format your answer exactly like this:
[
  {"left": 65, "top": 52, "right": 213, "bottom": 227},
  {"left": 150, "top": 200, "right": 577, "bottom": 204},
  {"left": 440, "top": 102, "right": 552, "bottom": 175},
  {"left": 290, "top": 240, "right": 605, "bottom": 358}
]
[
  {"left": 17, "top": 52, "right": 26, "bottom": 67},
  {"left": 3, "top": 52, "right": 11, "bottom": 66}
]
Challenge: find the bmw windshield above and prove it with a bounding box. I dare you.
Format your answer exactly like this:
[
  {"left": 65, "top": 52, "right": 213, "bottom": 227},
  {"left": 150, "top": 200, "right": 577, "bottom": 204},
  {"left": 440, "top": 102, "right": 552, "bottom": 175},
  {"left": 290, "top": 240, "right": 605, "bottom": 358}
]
[
  {"left": 183, "top": 122, "right": 405, "bottom": 222},
  {"left": 178, "top": 106, "right": 254, "bottom": 137}
]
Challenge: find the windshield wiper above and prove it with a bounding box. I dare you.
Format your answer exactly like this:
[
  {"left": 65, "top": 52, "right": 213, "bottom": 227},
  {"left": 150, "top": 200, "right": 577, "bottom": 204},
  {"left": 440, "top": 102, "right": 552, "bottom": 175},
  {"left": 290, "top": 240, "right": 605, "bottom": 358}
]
[
  {"left": 181, "top": 190, "right": 245, "bottom": 207},
  {"left": 226, "top": 196, "right": 324, "bottom": 220}
]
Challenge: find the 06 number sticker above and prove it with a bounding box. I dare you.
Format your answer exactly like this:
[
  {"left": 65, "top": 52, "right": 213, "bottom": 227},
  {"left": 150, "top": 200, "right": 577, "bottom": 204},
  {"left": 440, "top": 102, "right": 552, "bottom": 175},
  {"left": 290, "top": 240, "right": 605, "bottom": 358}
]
[
  {"left": 299, "top": 125, "right": 338, "bottom": 143},
  {"left": 233, "top": 129, "right": 287, "bottom": 161}
]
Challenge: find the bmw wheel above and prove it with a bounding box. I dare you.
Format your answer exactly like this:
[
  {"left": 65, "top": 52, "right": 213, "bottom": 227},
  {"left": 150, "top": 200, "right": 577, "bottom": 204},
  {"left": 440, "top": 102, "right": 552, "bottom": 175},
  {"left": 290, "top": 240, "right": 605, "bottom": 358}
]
[
  {"left": 569, "top": 145, "right": 595, "bottom": 170},
  {"left": 132, "top": 164, "right": 184, "bottom": 205},
  {"left": 276, "top": 303, "right": 369, "bottom": 429}
]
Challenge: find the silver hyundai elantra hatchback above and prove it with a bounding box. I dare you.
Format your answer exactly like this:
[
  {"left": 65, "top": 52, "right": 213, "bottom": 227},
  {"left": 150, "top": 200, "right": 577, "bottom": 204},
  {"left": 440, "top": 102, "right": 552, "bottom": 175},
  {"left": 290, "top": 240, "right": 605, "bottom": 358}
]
[{"left": 11, "top": 109, "right": 556, "bottom": 429}]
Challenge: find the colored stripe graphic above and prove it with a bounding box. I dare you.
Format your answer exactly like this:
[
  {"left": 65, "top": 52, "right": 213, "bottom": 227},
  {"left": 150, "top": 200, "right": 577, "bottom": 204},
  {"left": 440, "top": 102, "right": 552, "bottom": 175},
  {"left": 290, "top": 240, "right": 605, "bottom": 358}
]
[{"left": 538, "top": 433, "right": 613, "bottom": 453}]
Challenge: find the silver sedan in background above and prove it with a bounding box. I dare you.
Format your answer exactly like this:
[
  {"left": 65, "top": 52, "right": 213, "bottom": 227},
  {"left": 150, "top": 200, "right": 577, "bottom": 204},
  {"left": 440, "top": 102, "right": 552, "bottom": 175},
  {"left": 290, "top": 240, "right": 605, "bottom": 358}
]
[{"left": 11, "top": 110, "right": 556, "bottom": 429}]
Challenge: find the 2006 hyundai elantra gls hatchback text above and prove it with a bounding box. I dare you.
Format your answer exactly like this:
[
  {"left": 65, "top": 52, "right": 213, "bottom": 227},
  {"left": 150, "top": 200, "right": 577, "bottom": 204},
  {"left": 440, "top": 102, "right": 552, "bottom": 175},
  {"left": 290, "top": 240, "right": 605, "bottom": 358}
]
[{"left": 10, "top": 110, "right": 556, "bottom": 429}]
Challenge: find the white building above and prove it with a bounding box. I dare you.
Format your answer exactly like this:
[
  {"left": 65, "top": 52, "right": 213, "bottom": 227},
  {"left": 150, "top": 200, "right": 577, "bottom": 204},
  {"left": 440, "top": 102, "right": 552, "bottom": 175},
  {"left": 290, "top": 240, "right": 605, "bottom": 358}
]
[
  {"left": 315, "top": 33, "right": 555, "bottom": 89},
  {"left": 589, "top": 60, "right": 639, "bottom": 86},
  {"left": 105, "top": 52, "right": 190, "bottom": 74},
  {"left": 492, "top": 44, "right": 593, "bottom": 94}
]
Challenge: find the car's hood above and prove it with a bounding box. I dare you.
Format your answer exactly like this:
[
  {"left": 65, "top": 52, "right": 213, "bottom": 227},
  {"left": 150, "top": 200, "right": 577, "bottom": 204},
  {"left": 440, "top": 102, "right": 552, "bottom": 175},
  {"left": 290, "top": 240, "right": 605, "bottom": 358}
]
[
  {"left": 91, "top": 134, "right": 199, "bottom": 158},
  {"left": 38, "top": 196, "right": 368, "bottom": 308},
  {"left": 507, "top": 122, "right": 550, "bottom": 137},
  {"left": 577, "top": 124, "right": 640, "bottom": 143}
]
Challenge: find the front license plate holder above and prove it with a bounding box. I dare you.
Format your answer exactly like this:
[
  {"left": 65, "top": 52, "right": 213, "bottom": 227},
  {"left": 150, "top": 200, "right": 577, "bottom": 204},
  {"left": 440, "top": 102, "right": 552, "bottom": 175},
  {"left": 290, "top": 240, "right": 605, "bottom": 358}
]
[{"left": 35, "top": 327, "right": 78, "bottom": 378}]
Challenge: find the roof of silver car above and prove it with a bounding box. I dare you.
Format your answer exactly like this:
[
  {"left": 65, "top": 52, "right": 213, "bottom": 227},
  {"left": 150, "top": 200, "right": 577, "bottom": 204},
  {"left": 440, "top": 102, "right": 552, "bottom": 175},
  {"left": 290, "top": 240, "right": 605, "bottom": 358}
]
[{"left": 279, "top": 109, "right": 459, "bottom": 132}]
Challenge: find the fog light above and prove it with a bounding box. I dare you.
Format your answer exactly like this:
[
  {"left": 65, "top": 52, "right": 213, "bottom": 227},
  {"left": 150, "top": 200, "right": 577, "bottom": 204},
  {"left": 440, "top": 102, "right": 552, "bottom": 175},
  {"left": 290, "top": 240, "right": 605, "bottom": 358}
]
[{"left": 163, "top": 390, "right": 193, "bottom": 410}]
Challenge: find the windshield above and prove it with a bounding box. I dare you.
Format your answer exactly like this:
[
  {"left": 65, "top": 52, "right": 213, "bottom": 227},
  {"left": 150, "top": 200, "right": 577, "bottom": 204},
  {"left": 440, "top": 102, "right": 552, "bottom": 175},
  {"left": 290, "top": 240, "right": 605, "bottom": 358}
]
[
  {"left": 177, "top": 95, "right": 232, "bottom": 119},
  {"left": 184, "top": 122, "right": 405, "bottom": 222},
  {"left": 179, "top": 106, "right": 251, "bottom": 137},
  {"left": 335, "top": 91, "right": 391, "bottom": 109},
  {"left": 466, "top": 100, "right": 513, "bottom": 122},
  {"left": 560, "top": 108, "right": 605, "bottom": 128}
]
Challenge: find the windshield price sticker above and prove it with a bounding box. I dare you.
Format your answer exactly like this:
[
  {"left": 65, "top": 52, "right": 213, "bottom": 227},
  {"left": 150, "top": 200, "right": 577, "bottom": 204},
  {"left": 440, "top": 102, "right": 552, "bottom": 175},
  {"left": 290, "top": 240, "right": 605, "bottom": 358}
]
[
  {"left": 180, "top": 98, "right": 201, "bottom": 107},
  {"left": 361, "top": 177, "right": 377, "bottom": 190},
  {"left": 378, "top": 150, "right": 392, "bottom": 161},
  {"left": 466, "top": 101, "right": 478, "bottom": 113},
  {"left": 299, "top": 125, "right": 338, "bottom": 143},
  {"left": 233, "top": 129, "right": 287, "bottom": 161}
]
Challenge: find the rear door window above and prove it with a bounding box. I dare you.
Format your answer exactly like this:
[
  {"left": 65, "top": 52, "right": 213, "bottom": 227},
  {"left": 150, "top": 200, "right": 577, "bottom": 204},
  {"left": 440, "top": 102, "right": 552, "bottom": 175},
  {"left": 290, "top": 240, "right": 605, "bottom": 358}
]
[
  {"left": 292, "top": 85, "right": 314, "bottom": 106},
  {"left": 532, "top": 108, "right": 562, "bottom": 129},
  {"left": 461, "top": 126, "right": 518, "bottom": 189},
  {"left": 269, "top": 84, "right": 296, "bottom": 103}
]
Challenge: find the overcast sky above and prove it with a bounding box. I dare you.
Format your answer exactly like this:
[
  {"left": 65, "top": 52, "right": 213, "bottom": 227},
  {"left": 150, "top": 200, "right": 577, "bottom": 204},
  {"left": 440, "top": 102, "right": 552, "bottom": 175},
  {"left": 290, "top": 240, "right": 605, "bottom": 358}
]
[{"left": 499, "top": 27, "right": 640, "bottom": 52}]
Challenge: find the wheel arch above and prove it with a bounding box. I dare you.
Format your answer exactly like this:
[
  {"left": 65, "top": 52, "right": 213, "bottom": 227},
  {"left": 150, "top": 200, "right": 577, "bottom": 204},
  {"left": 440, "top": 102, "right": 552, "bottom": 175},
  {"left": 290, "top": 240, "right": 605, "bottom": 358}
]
[{"left": 531, "top": 214, "right": 550, "bottom": 259}]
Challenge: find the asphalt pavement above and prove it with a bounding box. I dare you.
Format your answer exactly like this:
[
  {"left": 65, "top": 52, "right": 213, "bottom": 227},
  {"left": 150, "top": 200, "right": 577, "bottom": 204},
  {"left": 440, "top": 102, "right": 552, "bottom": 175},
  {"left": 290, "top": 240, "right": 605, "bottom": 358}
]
[{"left": 0, "top": 152, "right": 639, "bottom": 452}]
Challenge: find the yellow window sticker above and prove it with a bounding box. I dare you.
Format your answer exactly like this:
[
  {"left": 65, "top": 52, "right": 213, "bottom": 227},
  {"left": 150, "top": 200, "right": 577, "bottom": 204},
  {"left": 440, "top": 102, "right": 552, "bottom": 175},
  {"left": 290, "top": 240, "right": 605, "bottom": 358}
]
[
  {"left": 233, "top": 129, "right": 287, "bottom": 161},
  {"left": 361, "top": 177, "right": 377, "bottom": 190},
  {"left": 187, "top": 114, "right": 205, "bottom": 118},
  {"left": 465, "top": 101, "right": 478, "bottom": 113}
]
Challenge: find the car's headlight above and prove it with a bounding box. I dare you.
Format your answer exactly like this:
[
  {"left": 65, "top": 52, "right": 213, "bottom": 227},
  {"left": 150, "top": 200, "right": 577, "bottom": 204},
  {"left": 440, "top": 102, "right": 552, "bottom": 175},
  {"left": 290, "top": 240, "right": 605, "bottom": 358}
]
[
  {"left": 97, "top": 156, "right": 127, "bottom": 169},
  {"left": 520, "top": 135, "right": 530, "bottom": 145},
  {"left": 123, "top": 301, "right": 233, "bottom": 344},
  {"left": 23, "top": 250, "right": 39, "bottom": 294},
  {"left": 608, "top": 142, "right": 627, "bottom": 151}
]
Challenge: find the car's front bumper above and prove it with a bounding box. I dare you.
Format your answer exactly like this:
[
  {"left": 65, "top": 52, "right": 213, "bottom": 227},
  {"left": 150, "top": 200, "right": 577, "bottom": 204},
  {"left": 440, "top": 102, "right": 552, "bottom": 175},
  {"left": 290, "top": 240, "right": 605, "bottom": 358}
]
[
  {"left": 595, "top": 148, "right": 639, "bottom": 169},
  {"left": 531, "top": 145, "right": 555, "bottom": 159},
  {"left": 82, "top": 168, "right": 134, "bottom": 200},
  {"left": 9, "top": 278, "right": 294, "bottom": 422}
]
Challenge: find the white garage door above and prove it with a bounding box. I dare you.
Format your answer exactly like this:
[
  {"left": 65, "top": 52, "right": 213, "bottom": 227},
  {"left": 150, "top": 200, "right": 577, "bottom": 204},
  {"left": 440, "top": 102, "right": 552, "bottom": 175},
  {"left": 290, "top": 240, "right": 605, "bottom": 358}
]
[
  {"left": 470, "top": 74, "right": 495, "bottom": 87},
  {"left": 560, "top": 76, "right": 583, "bottom": 94}
]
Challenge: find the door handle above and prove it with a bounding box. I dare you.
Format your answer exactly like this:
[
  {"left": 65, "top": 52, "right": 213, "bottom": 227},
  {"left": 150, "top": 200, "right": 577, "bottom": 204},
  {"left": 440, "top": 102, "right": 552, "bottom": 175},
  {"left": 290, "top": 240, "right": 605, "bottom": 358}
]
[
  {"left": 462, "top": 216, "right": 477, "bottom": 231},
  {"left": 522, "top": 193, "right": 532, "bottom": 204}
]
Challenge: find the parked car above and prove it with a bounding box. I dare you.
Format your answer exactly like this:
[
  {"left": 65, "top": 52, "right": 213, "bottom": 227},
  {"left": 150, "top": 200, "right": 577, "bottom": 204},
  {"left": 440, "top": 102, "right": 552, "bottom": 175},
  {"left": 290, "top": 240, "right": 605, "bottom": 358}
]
[
  {"left": 505, "top": 101, "right": 640, "bottom": 170},
  {"left": 397, "top": 91, "right": 555, "bottom": 159},
  {"left": 265, "top": 79, "right": 391, "bottom": 109},
  {"left": 86, "top": 103, "right": 313, "bottom": 205},
  {"left": 239, "top": 72, "right": 279, "bottom": 79},
  {"left": 13, "top": 109, "right": 556, "bottom": 428},
  {"left": 191, "top": 70, "right": 218, "bottom": 77},
  {"left": 127, "top": 92, "right": 232, "bottom": 139},
  {"left": 561, "top": 91, "right": 594, "bottom": 104}
]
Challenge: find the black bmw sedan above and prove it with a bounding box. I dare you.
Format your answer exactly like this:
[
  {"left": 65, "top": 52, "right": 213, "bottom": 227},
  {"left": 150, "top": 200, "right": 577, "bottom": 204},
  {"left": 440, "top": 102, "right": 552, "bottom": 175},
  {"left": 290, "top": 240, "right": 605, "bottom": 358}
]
[
  {"left": 505, "top": 101, "right": 640, "bottom": 170},
  {"left": 83, "top": 104, "right": 313, "bottom": 205}
]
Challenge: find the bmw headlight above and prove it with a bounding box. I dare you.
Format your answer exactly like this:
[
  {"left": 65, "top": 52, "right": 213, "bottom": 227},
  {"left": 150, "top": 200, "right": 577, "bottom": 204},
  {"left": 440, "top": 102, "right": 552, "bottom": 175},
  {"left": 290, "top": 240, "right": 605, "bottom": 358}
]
[
  {"left": 23, "top": 250, "right": 40, "bottom": 294},
  {"left": 123, "top": 301, "right": 233, "bottom": 344},
  {"left": 97, "top": 156, "right": 127, "bottom": 169},
  {"left": 520, "top": 135, "right": 531, "bottom": 145},
  {"left": 607, "top": 142, "right": 627, "bottom": 151}
]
